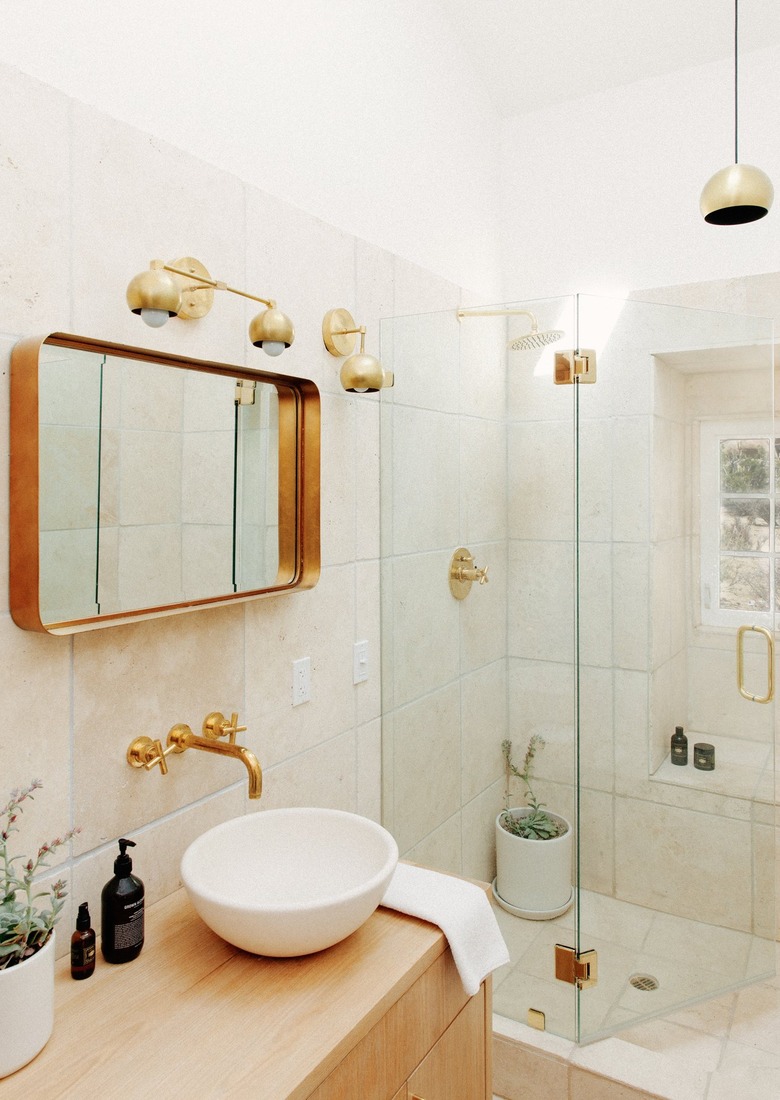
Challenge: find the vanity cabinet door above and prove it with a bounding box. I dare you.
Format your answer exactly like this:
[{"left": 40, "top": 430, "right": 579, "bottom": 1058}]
[{"left": 406, "top": 988, "right": 487, "bottom": 1100}]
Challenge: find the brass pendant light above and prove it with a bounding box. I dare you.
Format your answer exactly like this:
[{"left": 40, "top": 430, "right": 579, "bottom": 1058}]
[{"left": 700, "top": 0, "right": 773, "bottom": 224}]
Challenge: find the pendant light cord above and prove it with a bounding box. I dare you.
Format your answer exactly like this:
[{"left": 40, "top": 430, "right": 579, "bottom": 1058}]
[{"left": 730, "top": 0, "right": 734, "bottom": 165}]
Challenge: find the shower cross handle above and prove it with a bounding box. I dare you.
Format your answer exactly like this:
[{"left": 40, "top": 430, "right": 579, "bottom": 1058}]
[
  {"left": 458, "top": 562, "right": 489, "bottom": 584},
  {"left": 449, "top": 547, "right": 489, "bottom": 599}
]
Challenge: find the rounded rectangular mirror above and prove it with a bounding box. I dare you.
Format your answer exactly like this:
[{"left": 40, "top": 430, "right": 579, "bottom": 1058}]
[{"left": 10, "top": 333, "right": 320, "bottom": 633}]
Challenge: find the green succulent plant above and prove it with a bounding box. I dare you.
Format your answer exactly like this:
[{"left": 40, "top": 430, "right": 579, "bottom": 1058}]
[
  {"left": 500, "top": 736, "right": 565, "bottom": 841},
  {"left": 0, "top": 780, "right": 79, "bottom": 970}
]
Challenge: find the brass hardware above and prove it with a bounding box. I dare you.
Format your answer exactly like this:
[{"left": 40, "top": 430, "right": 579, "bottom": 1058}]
[
  {"left": 457, "top": 307, "right": 564, "bottom": 351},
  {"left": 322, "top": 308, "right": 394, "bottom": 392},
  {"left": 449, "top": 547, "right": 489, "bottom": 600},
  {"left": 126, "top": 256, "right": 294, "bottom": 353},
  {"left": 167, "top": 712, "right": 262, "bottom": 799},
  {"left": 126, "top": 735, "right": 177, "bottom": 776},
  {"left": 699, "top": 0, "right": 773, "bottom": 224},
  {"left": 737, "top": 624, "right": 775, "bottom": 703},
  {"left": 235, "top": 379, "right": 257, "bottom": 405},
  {"left": 202, "top": 711, "right": 248, "bottom": 742},
  {"left": 555, "top": 944, "right": 598, "bottom": 989},
  {"left": 323, "top": 308, "right": 360, "bottom": 357},
  {"left": 127, "top": 712, "right": 262, "bottom": 799},
  {"left": 527, "top": 1008, "right": 546, "bottom": 1030},
  {"left": 554, "top": 349, "right": 597, "bottom": 385},
  {"left": 164, "top": 256, "right": 215, "bottom": 320}
]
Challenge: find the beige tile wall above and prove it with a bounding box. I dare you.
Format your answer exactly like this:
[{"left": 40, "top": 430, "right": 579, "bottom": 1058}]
[
  {"left": 380, "top": 303, "right": 509, "bottom": 882},
  {"left": 0, "top": 62, "right": 490, "bottom": 954}
]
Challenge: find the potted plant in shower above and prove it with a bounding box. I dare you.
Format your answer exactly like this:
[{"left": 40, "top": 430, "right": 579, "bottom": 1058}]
[
  {"left": 493, "top": 736, "right": 574, "bottom": 919},
  {"left": 0, "top": 780, "right": 79, "bottom": 1078}
]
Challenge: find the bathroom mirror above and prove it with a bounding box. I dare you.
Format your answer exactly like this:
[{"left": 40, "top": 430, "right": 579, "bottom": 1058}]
[{"left": 10, "top": 333, "right": 320, "bottom": 634}]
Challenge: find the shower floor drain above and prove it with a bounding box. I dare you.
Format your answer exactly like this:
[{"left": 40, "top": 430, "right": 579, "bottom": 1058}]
[{"left": 629, "top": 973, "right": 660, "bottom": 992}]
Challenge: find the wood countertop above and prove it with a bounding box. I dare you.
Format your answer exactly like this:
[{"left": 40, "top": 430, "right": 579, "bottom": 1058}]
[{"left": 2, "top": 888, "right": 450, "bottom": 1099}]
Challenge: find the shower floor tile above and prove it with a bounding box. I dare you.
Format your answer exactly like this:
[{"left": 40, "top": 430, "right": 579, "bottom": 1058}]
[{"left": 492, "top": 893, "right": 780, "bottom": 1100}]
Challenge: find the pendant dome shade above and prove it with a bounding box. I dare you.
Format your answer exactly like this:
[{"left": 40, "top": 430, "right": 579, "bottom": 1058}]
[
  {"left": 700, "top": 162, "right": 774, "bottom": 224},
  {"left": 699, "top": 0, "right": 773, "bottom": 225}
]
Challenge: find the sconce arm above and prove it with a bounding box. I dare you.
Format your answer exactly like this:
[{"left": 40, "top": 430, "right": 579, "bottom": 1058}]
[{"left": 160, "top": 263, "right": 275, "bottom": 309}]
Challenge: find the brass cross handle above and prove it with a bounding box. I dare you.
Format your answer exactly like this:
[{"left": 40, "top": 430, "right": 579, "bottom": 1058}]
[
  {"left": 449, "top": 547, "right": 490, "bottom": 599},
  {"left": 126, "top": 736, "right": 177, "bottom": 775},
  {"left": 202, "top": 711, "right": 248, "bottom": 744}
]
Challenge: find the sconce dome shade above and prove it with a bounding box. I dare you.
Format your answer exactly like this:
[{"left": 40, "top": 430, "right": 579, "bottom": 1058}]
[
  {"left": 126, "top": 268, "right": 181, "bottom": 317},
  {"left": 340, "top": 352, "right": 386, "bottom": 393},
  {"left": 249, "top": 307, "right": 294, "bottom": 350},
  {"left": 700, "top": 162, "right": 774, "bottom": 224}
]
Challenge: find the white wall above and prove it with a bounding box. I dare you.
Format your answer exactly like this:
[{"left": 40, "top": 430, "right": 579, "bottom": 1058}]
[
  {"left": 500, "top": 46, "right": 780, "bottom": 299},
  {"left": 0, "top": 0, "right": 502, "bottom": 297}
]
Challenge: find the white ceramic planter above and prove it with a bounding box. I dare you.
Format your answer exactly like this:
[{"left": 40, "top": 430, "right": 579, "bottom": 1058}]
[
  {"left": 0, "top": 932, "right": 55, "bottom": 1078},
  {"left": 494, "top": 810, "right": 574, "bottom": 919}
]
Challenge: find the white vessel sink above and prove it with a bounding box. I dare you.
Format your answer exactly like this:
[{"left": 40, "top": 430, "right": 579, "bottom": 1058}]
[{"left": 181, "top": 808, "right": 399, "bottom": 957}]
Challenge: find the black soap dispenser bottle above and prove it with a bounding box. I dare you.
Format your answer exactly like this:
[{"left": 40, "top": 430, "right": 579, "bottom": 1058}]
[
  {"left": 101, "top": 838, "right": 144, "bottom": 964},
  {"left": 670, "top": 725, "right": 688, "bottom": 766}
]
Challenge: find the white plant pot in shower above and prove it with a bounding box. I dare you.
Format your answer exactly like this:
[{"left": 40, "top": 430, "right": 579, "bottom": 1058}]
[
  {"left": 0, "top": 931, "right": 56, "bottom": 1078},
  {"left": 493, "top": 810, "right": 574, "bottom": 920}
]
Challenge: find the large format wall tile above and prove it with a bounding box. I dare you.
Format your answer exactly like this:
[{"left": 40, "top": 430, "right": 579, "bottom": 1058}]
[{"left": 615, "top": 797, "right": 754, "bottom": 931}]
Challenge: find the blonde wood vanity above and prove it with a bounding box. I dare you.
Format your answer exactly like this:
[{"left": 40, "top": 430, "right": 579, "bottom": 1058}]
[{"left": 3, "top": 888, "right": 491, "bottom": 1099}]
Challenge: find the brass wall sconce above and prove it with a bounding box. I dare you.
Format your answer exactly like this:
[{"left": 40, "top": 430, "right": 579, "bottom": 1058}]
[
  {"left": 126, "top": 256, "right": 294, "bottom": 356},
  {"left": 127, "top": 710, "right": 262, "bottom": 799},
  {"left": 322, "top": 308, "right": 394, "bottom": 392}
]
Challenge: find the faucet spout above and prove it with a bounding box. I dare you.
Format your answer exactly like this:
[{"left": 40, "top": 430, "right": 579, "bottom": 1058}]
[{"left": 167, "top": 723, "right": 263, "bottom": 799}]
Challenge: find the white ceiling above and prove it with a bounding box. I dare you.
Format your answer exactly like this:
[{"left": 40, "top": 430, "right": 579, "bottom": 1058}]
[{"left": 438, "top": 0, "right": 780, "bottom": 116}]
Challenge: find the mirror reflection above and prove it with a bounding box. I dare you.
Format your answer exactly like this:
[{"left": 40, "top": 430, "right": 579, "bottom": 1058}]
[{"left": 11, "top": 334, "right": 320, "bottom": 633}]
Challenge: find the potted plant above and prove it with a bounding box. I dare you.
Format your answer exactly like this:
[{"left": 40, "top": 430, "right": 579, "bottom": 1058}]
[
  {"left": 493, "top": 736, "right": 573, "bottom": 919},
  {"left": 1, "top": 780, "right": 79, "bottom": 1078}
]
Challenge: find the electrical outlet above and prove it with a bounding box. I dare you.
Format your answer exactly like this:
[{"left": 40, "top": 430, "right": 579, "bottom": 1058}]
[
  {"left": 353, "top": 640, "right": 369, "bottom": 684},
  {"left": 292, "top": 656, "right": 311, "bottom": 706}
]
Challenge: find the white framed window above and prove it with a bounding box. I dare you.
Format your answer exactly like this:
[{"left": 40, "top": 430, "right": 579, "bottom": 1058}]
[{"left": 700, "top": 420, "right": 777, "bottom": 628}]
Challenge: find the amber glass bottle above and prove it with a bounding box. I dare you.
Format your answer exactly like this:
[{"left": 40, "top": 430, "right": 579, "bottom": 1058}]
[{"left": 70, "top": 901, "right": 96, "bottom": 979}]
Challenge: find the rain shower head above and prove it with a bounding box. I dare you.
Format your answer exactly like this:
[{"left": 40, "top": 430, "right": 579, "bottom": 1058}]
[
  {"left": 456, "top": 307, "right": 564, "bottom": 352},
  {"left": 507, "top": 324, "right": 565, "bottom": 352}
]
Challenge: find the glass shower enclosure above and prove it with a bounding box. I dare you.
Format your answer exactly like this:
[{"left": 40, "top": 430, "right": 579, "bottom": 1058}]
[{"left": 379, "top": 293, "right": 776, "bottom": 1044}]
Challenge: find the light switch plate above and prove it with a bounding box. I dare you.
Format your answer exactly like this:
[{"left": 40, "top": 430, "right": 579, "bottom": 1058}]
[
  {"left": 292, "top": 656, "right": 311, "bottom": 705},
  {"left": 353, "top": 640, "right": 369, "bottom": 684}
]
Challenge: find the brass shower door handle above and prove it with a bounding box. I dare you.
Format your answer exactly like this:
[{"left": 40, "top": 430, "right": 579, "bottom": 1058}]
[{"left": 737, "top": 624, "right": 775, "bottom": 703}]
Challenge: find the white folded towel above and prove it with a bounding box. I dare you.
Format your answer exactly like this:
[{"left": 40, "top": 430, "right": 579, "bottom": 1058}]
[{"left": 381, "top": 862, "right": 510, "bottom": 997}]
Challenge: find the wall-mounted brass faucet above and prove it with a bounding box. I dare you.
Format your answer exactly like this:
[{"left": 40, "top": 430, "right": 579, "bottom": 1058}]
[{"left": 127, "top": 711, "right": 262, "bottom": 799}]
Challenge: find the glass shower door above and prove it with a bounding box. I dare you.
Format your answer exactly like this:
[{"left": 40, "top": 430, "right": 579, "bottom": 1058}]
[{"left": 574, "top": 294, "right": 776, "bottom": 1043}]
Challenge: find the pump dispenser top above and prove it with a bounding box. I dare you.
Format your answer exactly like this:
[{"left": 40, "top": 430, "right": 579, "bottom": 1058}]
[{"left": 114, "top": 837, "right": 135, "bottom": 874}]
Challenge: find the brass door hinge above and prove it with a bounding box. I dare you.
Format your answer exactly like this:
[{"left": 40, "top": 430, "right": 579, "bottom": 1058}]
[
  {"left": 555, "top": 944, "right": 598, "bottom": 988},
  {"left": 554, "top": 348, "right": 597, "bottom": 384},
  {"left": 235, "top": 379, "right": 257, "bottom": 405}
]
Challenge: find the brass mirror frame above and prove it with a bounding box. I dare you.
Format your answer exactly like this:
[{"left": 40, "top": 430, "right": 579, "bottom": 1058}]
[{"left": 10, "top": 332, "right": 321, "bottom": 634}]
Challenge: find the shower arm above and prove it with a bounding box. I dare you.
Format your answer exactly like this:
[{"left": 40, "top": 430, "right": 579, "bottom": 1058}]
[{"left": 457, "top": 308, "right": 538, "bottom": 327}]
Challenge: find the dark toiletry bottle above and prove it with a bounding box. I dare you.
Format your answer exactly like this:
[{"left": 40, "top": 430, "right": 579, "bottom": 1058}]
[
  {"left": 670, "top": 726, "right": 688, "bottom": 766},
  {"left": 101, "top": 838, "right": 144, "bottom": 964},
  {"left": 70, "top": 901, "right": 96, "bottom": 980},
  {"left": 694, "top": 742, "right": 715, "bottom": 771}
]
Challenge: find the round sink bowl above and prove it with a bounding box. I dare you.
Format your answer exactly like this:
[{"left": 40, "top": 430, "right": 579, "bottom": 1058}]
[{"left": 181, "top": 808, "right": 399, "bottom": 957}]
